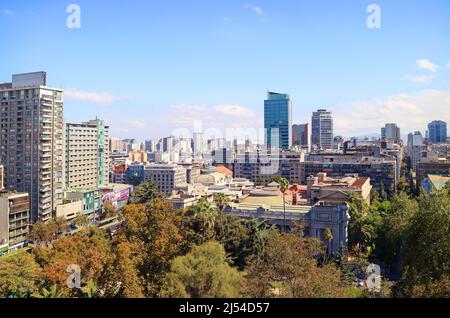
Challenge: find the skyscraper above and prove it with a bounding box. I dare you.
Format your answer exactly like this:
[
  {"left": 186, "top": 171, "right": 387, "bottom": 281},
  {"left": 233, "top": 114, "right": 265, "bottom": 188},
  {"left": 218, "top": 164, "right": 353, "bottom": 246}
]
[
  {"left": 428, "top": 120, "right": 447, "bottom": 144},
  {"left": 264, "top": 92, "right": 292, "bottom": 149},
  {"left": 65, "top": 118, "right": 110, "bottom": 190},
  {"left": 311, "top": 109, "right": 333, "bottom": 150},
  {"left": 381, "top": 123, "right": 401, "bottom": 144},
  {"left": 0, "top": 72, "right": 64, "bottom": 222}
]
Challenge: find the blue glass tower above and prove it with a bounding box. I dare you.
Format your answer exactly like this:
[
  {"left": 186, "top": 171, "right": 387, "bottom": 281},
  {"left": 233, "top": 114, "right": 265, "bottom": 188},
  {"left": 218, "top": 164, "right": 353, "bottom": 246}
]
[
  {"left": 428, "top": 120, "right": 447, "bottom": 144},
  {"left": 264, "top": 92, "right": 292, "bottom": 149}
]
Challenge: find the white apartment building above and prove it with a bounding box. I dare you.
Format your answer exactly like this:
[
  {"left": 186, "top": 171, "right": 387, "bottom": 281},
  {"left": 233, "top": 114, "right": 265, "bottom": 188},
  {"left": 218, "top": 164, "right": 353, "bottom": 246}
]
[
  {"left": 65, "top": 119, "right": 109, "bottom": 190},
  {"left": 0, "top": 72, "right": 64, "bottom": 221}
]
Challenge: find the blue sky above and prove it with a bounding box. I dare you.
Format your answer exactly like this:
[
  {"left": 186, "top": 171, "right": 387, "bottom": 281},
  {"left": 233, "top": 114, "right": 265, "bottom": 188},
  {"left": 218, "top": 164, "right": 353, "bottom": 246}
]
[{"left": 1, "top": 0, "right": 449, "bottom": 141}]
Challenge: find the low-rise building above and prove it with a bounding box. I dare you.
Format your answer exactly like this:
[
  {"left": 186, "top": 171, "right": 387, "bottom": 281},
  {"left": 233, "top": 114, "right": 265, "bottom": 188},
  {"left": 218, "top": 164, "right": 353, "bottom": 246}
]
[
  {"left": 224, "top": 190, "right": 349, "bottom": 255},
  {"left": 0, "top": 192, "right": 30, "bottom": 252},
  {"left": 421, "top": 174, "right": 450, "bottom": 193},
  {"left": 306, "top": 172, "right": 372, "bottom": 205}
]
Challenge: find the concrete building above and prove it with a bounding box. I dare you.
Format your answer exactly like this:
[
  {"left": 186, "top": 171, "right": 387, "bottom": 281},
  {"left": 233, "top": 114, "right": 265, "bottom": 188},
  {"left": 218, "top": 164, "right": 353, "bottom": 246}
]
[
  {"left": 145, "top": 139, "right": 155, "bottom": 152},
  {"left": 292, "top": 123, "right": 310, "bottom": 151},
  {"left": 144, "top": 163, "right": 186, "bottom": 194},
  {"left": 381, "top": 123, "right": 401, "bottom": 144},
  {"left": 407, "top": 131, "right": 425, "bottom": 171},
  {"left": 417, "top": 158, "right": 450, "bottom": 191},
  {"left": 65, "top": 118, "right": 109, "bottom": 190},
  {"left": 0, "top": 192, "right": 30, "bottom": 252},
  {"left": 422, "top": 174, "right": 450, "bottom": 193},
  {"left": 306, "top": 172, "right": 372, "bottom": 205},
  {"left": 233, "top": 150, "right": 304, "bottom": 184},
  {"left": 128, "top": 150, "right": 148, "bottom": 163},
  {"left": 428, "top": 120, "right": 447, "bottom": 144},
  {"left": 110, "top": 137, "right": 126, "bottom": 153},
  {"left": 303, "top": 153, "right": 397, "bottom": 193},
  {"left": 264, "top": 92, "right": 292, "bottom": 149},
  {"left": 0, "top": 72, "right": 64, "bottom": 221},
  {"left": 311, "top": 109, "right": 333, "bottom": 150}
]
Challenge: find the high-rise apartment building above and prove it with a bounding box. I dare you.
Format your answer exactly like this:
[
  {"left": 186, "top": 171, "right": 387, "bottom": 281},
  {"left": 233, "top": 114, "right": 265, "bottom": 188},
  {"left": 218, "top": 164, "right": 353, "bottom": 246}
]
[
  {"left": 264, "top": 92, "right": 292, "bottom": 149},
  {"left": 0, "top": 72, "right": 64, "bottom": 222},
  {"left": 145, "top": 139, "right": 155, "bottom": 152},
  {"left": 292, "top": 123, "right": 310, "bottom": 150},
  {"left": 65, "top": 118, "right": 109, "bottom": 190},
  {"left": 0, "top": 192, "right": 30, "bottom": 251},
  {"left": 311, "top": 109, "right": 333, "bottom": 150},
  {"left": 428, "top": 120, "right": 447, "bottom": 144},
  {"left": 381, "top": 123, "right": 401, "bottom": 144}
]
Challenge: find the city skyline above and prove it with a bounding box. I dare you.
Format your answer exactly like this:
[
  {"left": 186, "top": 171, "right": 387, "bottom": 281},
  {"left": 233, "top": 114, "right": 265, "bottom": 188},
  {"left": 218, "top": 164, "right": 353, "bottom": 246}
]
[{"left": 1, "top": 0, "right": 450, "bottom": 140}]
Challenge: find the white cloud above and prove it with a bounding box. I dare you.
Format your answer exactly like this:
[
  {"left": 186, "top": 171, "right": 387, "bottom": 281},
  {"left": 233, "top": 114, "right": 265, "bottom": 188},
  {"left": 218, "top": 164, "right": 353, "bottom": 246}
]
[
  {"left": 65, "top": 88, "right": 134, "bottom": 105},
  {"left": 167, "top": 104, "right": 262, "bottom": 131},
  {"left": 1, "top": 9, "right": 14, "bottom": 15},
  {"left": 125, "top": 120, "right": 147, "bottom": 129},
  {"left": 333, "top": 89, "right": 450, "bottom": 137},
  {"left": 244, "top": 4, "right": 264, "bottom": 16},
  {"left": 403, "top": 74, "right": 435, "bottom": 83},
  {"left": 447, "top": 60, "right": 450, "bottom": 67},
  {"left": 416, "top": 59, "right": 438, "bottom": 73},
  {"left": 215, "top": 105, "right": 254, "bottom": 117}
]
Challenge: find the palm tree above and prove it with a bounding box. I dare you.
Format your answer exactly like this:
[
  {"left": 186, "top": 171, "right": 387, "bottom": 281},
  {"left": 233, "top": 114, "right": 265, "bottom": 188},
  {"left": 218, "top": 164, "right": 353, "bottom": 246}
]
[
  {"left": 269, "top": 177, "right": 289, "bottom": 233},
  {"left": 214, "top": 193, "right": 229, "bottom": 213},
  {"left": 322, "top": 228, "right": 334, "bottom": 256},
  {"left": 33, "top": 285, "right": 64, "bottom": 298},
  {"left": 193, "top": 197, "right": 218, "bottom": 242}
]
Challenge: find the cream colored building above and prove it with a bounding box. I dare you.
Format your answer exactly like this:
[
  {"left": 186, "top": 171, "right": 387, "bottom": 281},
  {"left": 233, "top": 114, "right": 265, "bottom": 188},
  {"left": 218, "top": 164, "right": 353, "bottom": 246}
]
[{"left": 65, "top": 119, "right": 109, "bottom": 190}]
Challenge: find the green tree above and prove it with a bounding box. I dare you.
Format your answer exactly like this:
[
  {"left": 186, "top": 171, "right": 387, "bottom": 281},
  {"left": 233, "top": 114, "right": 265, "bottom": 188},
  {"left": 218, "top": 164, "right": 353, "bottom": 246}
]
[
  {"left": 393, "top": 190, "right": 450, "bottom": 297},
  {"left": 132, "top": 179, "right": 160, "bottom": 204},
  {"left": 160, "top": 241, "right": 243, "bottom": 298},
  {"left": 0, "top": 250, "right": 42, "bottom": 298}
]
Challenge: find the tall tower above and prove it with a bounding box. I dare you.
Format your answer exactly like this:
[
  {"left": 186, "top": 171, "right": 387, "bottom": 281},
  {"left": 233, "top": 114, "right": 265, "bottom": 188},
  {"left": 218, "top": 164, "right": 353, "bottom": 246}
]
[
  {"left": 0, "top": 72, "right": 64, "bottom": 222},
  {"left": 311, "top": 109, "right": 333, "bottom": 150},
  {"left": 428, "top": 120, "right": 447, "bottom": 144},
  {"left": 264, "top": 92, "right": 292, "bottom": 149}
]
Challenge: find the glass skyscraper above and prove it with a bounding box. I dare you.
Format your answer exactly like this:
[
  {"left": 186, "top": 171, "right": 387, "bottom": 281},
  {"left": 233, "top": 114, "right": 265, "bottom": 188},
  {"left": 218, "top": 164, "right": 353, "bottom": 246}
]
[
  {"left": 264, "top": 92, "right": 292, "bottom": 149},
  {"left": 428, "top": 120, "right": 447, "bottom": 144}
]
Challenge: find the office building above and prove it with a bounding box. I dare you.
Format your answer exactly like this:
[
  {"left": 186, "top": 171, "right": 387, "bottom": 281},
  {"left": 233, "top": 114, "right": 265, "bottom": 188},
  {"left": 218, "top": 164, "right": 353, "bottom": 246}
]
[
  {"left": 292, "top": 123, "right": 310, "bottom": 150},
  {"left": 311, "top": 109, "right": 333, "bottom": 150},
  {"left": 233, "top": 150, "right": 304, "bottom": 184},
  {"left": 0, "top": 192, "right": 30, "bottom": 251},
  {"left": 381, "top": 123, "right": 401, "bottom": 144},
  {"left": 302, "top": 153, "right": 397, "bottom": 193},
  {"left": 128, "top": 150, "right": 148, "bottom": 163},
  {"left": 0, "top": 72, "right": 64, "bottom": 221},
  {"left": 428, "top": 120, "right": 447, "bottom": 144},
  {"left": 144, "top": 163, "right": 186, "bottom": 194},
  {"left": 264, "top": 92, "right": 292, "bottom": 149},
  {"left": 145, "top": 139, "right": 155, "bottom": 152},
  {"left": 65, "top": 118, "right": 109, "bottom": 190}
]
